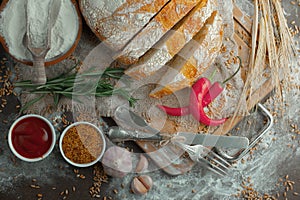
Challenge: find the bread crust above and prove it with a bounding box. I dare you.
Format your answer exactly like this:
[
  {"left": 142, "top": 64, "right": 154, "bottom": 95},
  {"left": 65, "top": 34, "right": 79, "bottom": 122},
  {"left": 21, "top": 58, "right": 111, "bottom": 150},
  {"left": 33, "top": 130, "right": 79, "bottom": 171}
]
[
  {"left": 79, "top": 0, "right": 170, "bottom": 51},
  {"left": 150, "top": 11, "right": 223, "bottom": 98},
  {"left": 125, "top": 0, "right": 217, "bottom": 79},
  {"left": 116, "top": 0, "right": 202, "bottom": 65}
]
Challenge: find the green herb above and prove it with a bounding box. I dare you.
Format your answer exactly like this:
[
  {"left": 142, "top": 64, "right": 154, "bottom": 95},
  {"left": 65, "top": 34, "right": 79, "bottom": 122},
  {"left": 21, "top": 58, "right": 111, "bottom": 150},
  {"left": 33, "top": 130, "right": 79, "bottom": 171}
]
[{"left": 15, "top": 66, "right": 137, "bottom": 111}]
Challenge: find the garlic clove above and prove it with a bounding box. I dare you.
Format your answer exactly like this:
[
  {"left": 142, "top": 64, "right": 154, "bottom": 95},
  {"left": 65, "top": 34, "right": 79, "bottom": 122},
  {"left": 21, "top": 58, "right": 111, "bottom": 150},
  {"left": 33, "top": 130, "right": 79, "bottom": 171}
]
[
  {"left": 131, "top": 175, "right": 153, "bottom": 195},
  {"left": 101, "top": 146, "right": 133, "bottom": 178},
  {"left": 135, "top": 154, "right": 149, "bottom": 173}
]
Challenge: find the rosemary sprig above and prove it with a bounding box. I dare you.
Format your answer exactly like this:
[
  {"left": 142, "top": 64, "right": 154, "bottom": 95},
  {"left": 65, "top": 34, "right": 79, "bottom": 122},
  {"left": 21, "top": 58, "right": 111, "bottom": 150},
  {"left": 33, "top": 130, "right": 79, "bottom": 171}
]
[{"left": 15, "top": 67, "right": 137, "bottom": 111}]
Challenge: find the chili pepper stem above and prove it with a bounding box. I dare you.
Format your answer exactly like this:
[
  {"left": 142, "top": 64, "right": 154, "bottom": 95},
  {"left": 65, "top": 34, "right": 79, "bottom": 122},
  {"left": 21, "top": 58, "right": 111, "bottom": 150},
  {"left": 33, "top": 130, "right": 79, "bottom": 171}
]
[{"left": 222, "top": 56, "right": 242, "bottom": 84}]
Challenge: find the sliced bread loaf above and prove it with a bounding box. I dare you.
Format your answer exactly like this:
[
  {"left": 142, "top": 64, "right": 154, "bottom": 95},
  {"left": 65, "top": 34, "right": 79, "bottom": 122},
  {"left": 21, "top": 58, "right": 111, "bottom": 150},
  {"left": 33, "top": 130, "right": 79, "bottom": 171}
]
[
  {"left": 150, "top": 11, "right": 223, "bottom": 98},
  {"left": 79, "top": 0, "right": 170, "bottom": 51},
  {"left": 124, "top": 0, "right": 217, "bottom": 79},
  {"left": 116, "top": 0, "right": 202, "bottom": 65}
]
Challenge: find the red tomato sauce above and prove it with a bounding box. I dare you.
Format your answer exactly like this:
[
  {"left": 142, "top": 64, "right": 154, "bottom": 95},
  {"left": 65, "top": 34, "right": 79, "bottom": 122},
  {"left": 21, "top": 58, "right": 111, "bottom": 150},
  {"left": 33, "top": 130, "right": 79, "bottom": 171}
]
[{"left": 11, "top": 116, "right": 53, "bottom": 159}]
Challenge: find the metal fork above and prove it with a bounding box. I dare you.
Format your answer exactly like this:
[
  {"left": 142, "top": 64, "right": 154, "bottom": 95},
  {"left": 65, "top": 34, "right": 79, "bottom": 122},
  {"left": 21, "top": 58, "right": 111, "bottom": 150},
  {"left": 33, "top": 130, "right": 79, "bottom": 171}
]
[{"left": 174, "top": 142, "right": 231, "bottom": 176}]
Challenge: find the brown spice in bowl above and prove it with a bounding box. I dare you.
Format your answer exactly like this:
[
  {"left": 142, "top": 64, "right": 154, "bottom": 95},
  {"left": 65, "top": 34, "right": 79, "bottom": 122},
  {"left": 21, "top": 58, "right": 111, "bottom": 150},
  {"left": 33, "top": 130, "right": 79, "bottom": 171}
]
[{"left": 62, "top": 124, "right": 103, "bottom": 164}]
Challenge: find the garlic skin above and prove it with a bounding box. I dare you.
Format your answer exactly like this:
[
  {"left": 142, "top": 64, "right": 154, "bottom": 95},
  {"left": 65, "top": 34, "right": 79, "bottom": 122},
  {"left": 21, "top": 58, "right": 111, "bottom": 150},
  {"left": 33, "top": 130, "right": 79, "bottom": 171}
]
[
  {"left": 131, "top": 175, "right": 153, "bottom": 195},
  {"left": 101, "top": 146, "right": 133, "bottom": 178},
  {"left": 135, "top": 154, "right": 149, "bottom": 173}
]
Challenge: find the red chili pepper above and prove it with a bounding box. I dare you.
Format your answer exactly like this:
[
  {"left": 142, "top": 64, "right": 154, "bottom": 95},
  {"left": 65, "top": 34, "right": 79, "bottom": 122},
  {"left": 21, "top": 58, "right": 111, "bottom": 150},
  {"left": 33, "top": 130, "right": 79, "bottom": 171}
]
[
  {"left": 156, "top": 79, "right": 211, "bottom": 116},
  {"left": 157, "top": 79, "right": 223, "bottom": 116},
  {"left": 156, "top": 57, "right": 241, "bottom": 126},
  {"left": 189, "top": 77, "right": 226, "bottom": 126},
  {"left": 203, "top": 81, "right": 224, "bottom": 105},
  {"left": 156, "top": 105, "right": 190, "bottom": 116},
  {"left": 157, "top": 82, "right": 223, "bottom": 116}
]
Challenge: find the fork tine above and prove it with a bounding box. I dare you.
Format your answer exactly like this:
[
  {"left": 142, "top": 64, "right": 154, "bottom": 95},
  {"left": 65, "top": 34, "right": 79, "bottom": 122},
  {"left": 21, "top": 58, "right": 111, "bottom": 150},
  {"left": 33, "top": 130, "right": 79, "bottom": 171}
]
[
  {"left": 206, "top": 163, "right": 228, "bottom": 176},
  {"left": 200, "top": 146, "right": 231, "bottom": 167},
  {"left": 207, "top": 151, "right": 231, "bottom": 168},
  {"left": 197, "top": 157, "right": 228, "bottom": 176},
  {"left": 204, "top": 155, "right": 229, "bottom": 175},
  {"left": 174, "top": 142, "right": 230, "bottom": 176}
]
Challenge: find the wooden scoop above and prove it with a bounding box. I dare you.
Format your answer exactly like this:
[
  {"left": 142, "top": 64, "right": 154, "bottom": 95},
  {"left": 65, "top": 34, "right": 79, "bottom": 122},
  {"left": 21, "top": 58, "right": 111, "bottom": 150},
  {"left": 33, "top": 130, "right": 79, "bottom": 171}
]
[{"left": 23, "top": 0, "right": 61, "bottom": 85}]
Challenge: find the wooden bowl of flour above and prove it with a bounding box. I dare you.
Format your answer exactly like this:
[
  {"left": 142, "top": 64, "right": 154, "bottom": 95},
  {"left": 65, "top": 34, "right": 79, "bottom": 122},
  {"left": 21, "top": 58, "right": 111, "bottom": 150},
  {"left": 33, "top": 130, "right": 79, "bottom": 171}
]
[{"left": 0, "top": 0, "right": 82, "bottom": 66}]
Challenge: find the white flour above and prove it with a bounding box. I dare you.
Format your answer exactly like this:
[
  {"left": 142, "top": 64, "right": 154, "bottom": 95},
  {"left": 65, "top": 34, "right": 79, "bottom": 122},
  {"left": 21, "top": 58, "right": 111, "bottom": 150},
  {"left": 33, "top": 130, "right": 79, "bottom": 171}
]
[
  {"left": 27, "top": 0, "right": 52, "bottom": 48},
  {"left": 0, "top": 0, "right": 79, "bottom": 61}
]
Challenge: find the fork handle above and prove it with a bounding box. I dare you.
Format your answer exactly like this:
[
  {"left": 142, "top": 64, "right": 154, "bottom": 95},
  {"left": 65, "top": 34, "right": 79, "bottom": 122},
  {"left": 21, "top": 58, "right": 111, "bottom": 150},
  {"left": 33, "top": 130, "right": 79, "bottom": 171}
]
[{"left": 32, "top": 56, "right": 47, "bottom": 85}]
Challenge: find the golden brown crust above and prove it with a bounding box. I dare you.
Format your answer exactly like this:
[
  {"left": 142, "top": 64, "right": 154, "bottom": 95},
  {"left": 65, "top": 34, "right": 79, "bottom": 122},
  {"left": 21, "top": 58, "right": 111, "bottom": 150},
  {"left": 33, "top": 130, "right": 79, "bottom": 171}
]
[
  {"left": 116, "top": 0, "right": 202, "bottom": 65},
  {"left": 150, "top": 11, "right": 223, "bottom": 98},
  {"left": 79, "top": 0, "right": 170, "bottom": 51},
  {"left": 125, "top": 0, "right": 217, "bottom": 79}
]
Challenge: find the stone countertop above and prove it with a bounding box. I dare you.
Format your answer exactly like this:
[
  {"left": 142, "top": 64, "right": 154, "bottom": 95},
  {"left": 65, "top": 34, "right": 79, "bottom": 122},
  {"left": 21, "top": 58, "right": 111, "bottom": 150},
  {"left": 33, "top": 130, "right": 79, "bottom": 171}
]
[{"left": 0, "top": 0, "right": 300, "bottom": 199}]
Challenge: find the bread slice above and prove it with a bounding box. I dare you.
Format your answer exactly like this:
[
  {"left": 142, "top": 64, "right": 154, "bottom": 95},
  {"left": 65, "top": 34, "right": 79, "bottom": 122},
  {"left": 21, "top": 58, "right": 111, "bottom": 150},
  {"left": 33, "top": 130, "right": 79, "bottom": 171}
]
[
  {"left": 79, "top": 0, "right": 170, "bottom": 51},
  {"left": 116, "top": 0, "right": 202, "bottom": 65},
  {"left": 150, "top": 11, "right": 223, "bottom": 98},
  {"left": 124, "top": 0, "right": 217, "bottom": 79}
]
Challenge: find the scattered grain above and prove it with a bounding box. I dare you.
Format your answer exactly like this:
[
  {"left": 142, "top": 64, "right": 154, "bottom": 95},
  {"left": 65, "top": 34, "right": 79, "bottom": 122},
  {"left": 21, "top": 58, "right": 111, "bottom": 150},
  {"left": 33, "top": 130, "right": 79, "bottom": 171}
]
[
  {"left": 285, "top": 175, "right": 289, "bottom": 180},
  {"left": 79, "top": 174, "right": 86, "bottom": 179},
  {"left": 89, "top": 164, "right": 108, "bottom": 198}
]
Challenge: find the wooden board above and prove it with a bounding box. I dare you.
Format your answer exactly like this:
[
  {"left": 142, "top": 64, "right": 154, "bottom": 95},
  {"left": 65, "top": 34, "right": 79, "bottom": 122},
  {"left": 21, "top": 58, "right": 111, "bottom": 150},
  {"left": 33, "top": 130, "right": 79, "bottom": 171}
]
[{"left": 135, "top": 4, "right": 276, "bottom": 175}]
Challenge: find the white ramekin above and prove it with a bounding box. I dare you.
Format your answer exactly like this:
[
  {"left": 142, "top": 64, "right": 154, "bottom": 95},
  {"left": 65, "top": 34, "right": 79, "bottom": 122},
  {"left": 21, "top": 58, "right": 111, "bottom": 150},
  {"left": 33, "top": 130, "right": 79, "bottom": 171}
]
[
  {"left": 59, "top": 121, "right": 106, "bottom": 167},
  {"left": 8, "top": 114, "right": 56, "bottom": 162}
]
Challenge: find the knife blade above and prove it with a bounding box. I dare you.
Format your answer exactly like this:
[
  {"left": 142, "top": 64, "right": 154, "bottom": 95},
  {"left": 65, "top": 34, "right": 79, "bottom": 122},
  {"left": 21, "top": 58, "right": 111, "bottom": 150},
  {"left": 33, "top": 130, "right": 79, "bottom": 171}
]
[
  {"left": 177, "top": 132, "right": 249, "bottom": 149},
  {"left": 107, "top": 127, "right": 249, "bottom": 149},
  {"left": 112, "top": 105, "right": 249, "bottom": 149}
]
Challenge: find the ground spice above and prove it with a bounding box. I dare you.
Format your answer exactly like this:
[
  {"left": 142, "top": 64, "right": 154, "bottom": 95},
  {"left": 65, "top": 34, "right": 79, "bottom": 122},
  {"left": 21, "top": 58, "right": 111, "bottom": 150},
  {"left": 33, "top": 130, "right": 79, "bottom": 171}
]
[{"left": 62, "top": 124, "right": 103, "bottom": 164}]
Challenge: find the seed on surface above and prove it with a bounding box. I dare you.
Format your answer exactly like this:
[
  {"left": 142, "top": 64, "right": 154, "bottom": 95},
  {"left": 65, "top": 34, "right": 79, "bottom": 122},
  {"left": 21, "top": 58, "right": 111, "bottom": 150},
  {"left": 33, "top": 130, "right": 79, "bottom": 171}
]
[
  {"left": 30, "top": 184, "right": 40, "bottom": 189},
  {"left": 79, "top": 174, "right": 86, "bottom": 179},
  {"left": 285, "top": 175, "right": 289, "bottom": 180},
  {"left": 283, "top": 192, "right": 287, "bottom": 197}
]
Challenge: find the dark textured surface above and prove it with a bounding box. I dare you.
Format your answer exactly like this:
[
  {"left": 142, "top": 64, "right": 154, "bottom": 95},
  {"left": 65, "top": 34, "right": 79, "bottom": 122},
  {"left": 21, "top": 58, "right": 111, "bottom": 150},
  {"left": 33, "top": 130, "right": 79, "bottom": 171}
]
[{"left": 0, "top": 0, "right": 300, "bottom": 200}]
